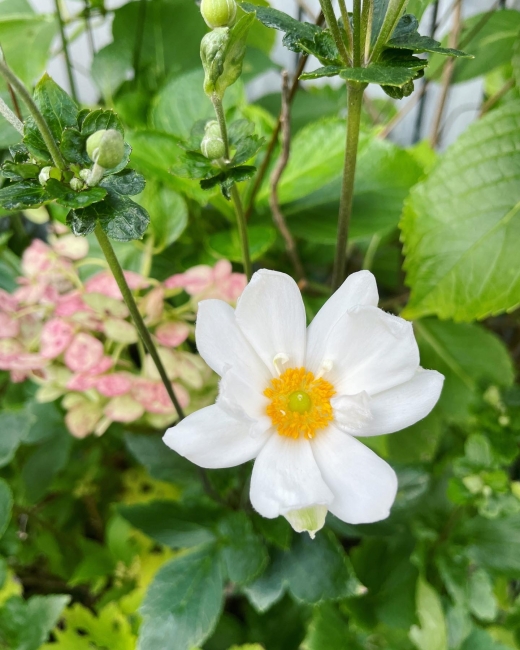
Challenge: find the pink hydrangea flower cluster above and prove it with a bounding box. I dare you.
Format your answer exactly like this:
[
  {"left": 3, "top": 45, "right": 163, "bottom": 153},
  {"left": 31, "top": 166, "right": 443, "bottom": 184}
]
[{"left": 0, "top": 225, "right": 246, "bottom": 438}]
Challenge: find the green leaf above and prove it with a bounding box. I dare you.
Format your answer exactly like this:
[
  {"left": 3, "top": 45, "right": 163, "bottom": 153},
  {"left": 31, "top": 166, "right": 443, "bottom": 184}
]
[
  {"left": 100, "top": 169, "right": 146, "bottom": 196},
  {"left": 71, "top": 190, "right": 151, "bottom": 242},
  {"left": 430, "top": 10, "right": 520, "bottom": 83},
  {"left": 80, "top": 108, "right": 124, "bottom": 137},
  {"left": 217, "top": 512, "right": 268, "bottom": 586},
  {"left": 401, "top": 101, "right": 520, "bottom": 321},
  {"left": 45, "top": 179, "right": 107, "bottom": 209},
  {"left": 0, "top": 180, "right": 50, "bottom": 210},
  {"left": 340, "top": 64, "right": 417, "bottom": 87},
  {"left": 409, "top": 578, "right": 448, "bottom": 650},
  {"left": 467, "top": 569, "right": 498, "bottom": 622},
  {"left": 0, "top": 409, "right": 34, "bottom": 467},
  {"left": 124, "top": 432, "right": 198, "bottom": 485},
  {"left": 140, "top": 185, "right": 188, "bottom": 253},
  {"left": 0, "top": 14, "right": 57, "bottom": 87},
  {"left": 1, "top": 161, "right": 40, "bottom": 181},
  {"left": 0, "top": 594, "right": 70, "bottom": 650},
  {"left": 200, "top": 166, "right": 256, "bottom": 199},
  {"left": 460, "top": 628, "right": 513, "bottom": 650},
  {"left": 301, "top": 603, "right": 359, "bottom": 650},
  {"left": 21, "top": 432, "right": 72, "bottom": 504},
  {"left": 119, "top": 501, "right": 217, "bottom": 549},
  {"left": 460, "top": 514, "right": 520, "bottom": 578},
  {"left": 299, "top": 66, "right": 343, "bottom": 81},
  {"left": 387, "top": 14, "right": 470, "bottom": 57},
  {"left": 0, "top": 479, "right": 13, "bottom": 539},
  {"left": 284, "top": 531, "right": 361, "bottom": 604},
  {"left": 232, "top": 134, "right": 264, "bottom": 166},
  {"left": 60, "top": 128, "right": 90, "bottom": 165},
  {"left": 171, "top": 151, "right": 216, "bottom": 181},
  {"left": 415, "top": 319, "right": 514, "bottom": 422},
  {"left": 208, "top": 224, "right": 276, "bottom": 262},
  {"left": 139, "top": 545, "right": 224, "bottom": 650},
  {"left": 26, "top": 73, "right": 78, "bottom": 145}
]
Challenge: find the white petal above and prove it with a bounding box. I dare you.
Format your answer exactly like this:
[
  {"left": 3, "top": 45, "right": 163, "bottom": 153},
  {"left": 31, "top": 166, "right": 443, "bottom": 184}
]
[
  {"left": 163, "top": 405, "right": 270, "bottom": 469},
  {"left": 306, "top": 270, "right": 378, "bottom": 371},
  {"left": 196, "top": 299, "right": 269, "bottom": 380},
  {"left": 354, "top": 369, "right": 444, "bottom": 437},
  {"left": 331, "top": 391, "right": 372, "bottom": 434},
  {"left": 235, "top": 270, "right": 306, "bottom": 374},
  {"left": 308, "top": 305, "right": 419, "bottom": 395},
  {"left": 250, "top": 434, "right": 333, "bottom": 519},
  {"left": 312, "top": 426, "right": 398, "bottom": 524},
  {"left": 218, "top": 368, "right": 270, "bottom": 425}
]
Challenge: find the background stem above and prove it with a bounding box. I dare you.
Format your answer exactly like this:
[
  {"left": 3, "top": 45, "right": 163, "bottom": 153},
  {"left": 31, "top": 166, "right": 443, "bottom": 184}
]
[
  {"left": 319, "top": 0, "right": 351, "bottom": 64},
  {"left": 212, "top": 94, "right": 253, "bottom": 280},
  {"left": 54, "top": 0, "right": 78, "bottom": 103},
  {"left": 94, "top": 223, "right": 185, "bottom": 421},
  {"left": 331, "top": 83, "right": 365, "bottom": 291}
]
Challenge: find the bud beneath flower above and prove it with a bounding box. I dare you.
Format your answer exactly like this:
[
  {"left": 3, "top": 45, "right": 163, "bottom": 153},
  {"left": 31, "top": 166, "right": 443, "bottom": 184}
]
[
  {"left": 39, "top": 166, "right": 61, "bottom": 186},
  {"left": 70, "top": 177, "right": 84, "bottom": 191},
  {"left": 201, "top": 120, "right": 226, "bottom": 160},
  {"left": 200, "top": 0, "right": 237, "bottom": 28},
  {"left": 86, "top": 129, "right": 125, "bottom": 169}
]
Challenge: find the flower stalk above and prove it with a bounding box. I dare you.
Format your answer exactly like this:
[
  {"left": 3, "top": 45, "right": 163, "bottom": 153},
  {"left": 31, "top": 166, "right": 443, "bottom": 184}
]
[
  {"left": 211, "top": 93, "right": 252, "bottom": 281},
  {"left": 54, "top": 0, "right": 78, "bottom": 103}
]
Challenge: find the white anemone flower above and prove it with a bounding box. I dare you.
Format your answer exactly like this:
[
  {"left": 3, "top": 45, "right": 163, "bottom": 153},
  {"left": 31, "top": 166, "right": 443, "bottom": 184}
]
[{"left": 164, "top": 270, "right": 444, "bottom": 537}]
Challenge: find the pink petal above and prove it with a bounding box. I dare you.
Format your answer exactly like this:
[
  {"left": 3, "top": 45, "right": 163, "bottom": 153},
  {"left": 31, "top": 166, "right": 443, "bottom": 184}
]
[
  {"left": 85, "top": 271, "right": 150, "bottom": 300},
  {"left": 10, "top": 370, "right": 28, "bottom": 383},
  {"left": 40, "top": 318, "right": 74, "bottom": 359},
  {"left": 21, "top": 239, "right": 53, "bottom": 276},
  {"left": 0, "top": 289, "right": 18, "bottom": 312},
  {"left": 55, "top": 292, "right": 90, "bottom": 317},
  {"left": 67, "top": 374, "right": 99, "bottom": 391},
  {"left": 52, "top": 234, "right": 89, "bottom": 260},
  {"left": 0, "top": 313, "right": 20, "bottom": 339},
  {"left": 64, "top": 333, "right": 104, "bottom": 373},
  {"left": 222, "top": 274, "right": 247, "bottom": 302},
  {"left": 104, "top": 394, "right": 145, "bottom": 423},
  {"left": 96, "top": 373, "right": 133, "bottom": 397},
  {"left": 65, "top": 401, "right": 102, "bottom": 438},
  {"left": 141, "top": 286, "right": 164, "bottom": 321},
  {"left": 132, "top": 379, "right": 189, "bottom": 414},
  {"left": 85, "top": 355, "right": 113, "bottom": 376},
  {"left": 155, "top": 321, "right": 190, "bottom": 348},
  {"left": 213, "top": 259, "right": 232, "bottom": 281}
]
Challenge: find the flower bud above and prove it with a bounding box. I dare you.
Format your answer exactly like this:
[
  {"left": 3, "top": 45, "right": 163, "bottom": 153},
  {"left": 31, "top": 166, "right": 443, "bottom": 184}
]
[
  {"left": 70, "top": 177, "right": 84, "bottom": 191},
  {"left": 201, "top": 0, "right": 237, "bottom": 28},
  {"left": 86, "top": 129, "right": 125, "bottom": 169},
  {"left": 201, "top": 121, "right": 226, "bottom": 160},
  {"left": 39, "top": 166, "right": 61, "bottom": 186}
]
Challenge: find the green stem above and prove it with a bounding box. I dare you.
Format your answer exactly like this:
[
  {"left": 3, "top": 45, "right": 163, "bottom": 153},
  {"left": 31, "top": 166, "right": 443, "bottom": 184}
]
[
  {"left": 331, "top": 82, "right": 365, "bottom": 292},
  {"left": 360, "top": 0, "right": 374, "bottom": 63},
  {"left": 353, "top": 0, "right": 362, "bottom": 67},
  {"left": 0, "top": 60, "right": 67, "bottom": 171},
  {"left": 211, "top": 94, "right": 252, "bottom": 280},
  {"left": 319, "top": 0, "right": 351, "bottom": 65},
  {"left": 54, "top": 0, "right": 78, "bottom": 103},
  {"left": 370, "top": 0, "right": 407, "bottom": 63},
  {"left": 94, "top": 223, "right": 185, "bottom": 421},
  {"left": 338, "top": 0, "right": 354, "bottom": 59}
]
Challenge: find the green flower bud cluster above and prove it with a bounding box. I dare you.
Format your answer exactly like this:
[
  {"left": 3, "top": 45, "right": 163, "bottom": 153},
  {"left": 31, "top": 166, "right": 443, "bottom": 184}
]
[
  {"left": 200, "top": 0, "right": 237, "bottom": 29},
  {"left": 201, "top": 121, "right": 226, "bottom": 160}
]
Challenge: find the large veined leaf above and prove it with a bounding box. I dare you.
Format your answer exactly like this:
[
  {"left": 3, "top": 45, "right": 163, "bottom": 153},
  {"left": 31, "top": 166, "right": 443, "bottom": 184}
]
[
  {"left": 409, "top": 578, "right": 448, "bottom": 650},
  {"left": 401, "top": 101, "right": 520, "bottom": 321}
]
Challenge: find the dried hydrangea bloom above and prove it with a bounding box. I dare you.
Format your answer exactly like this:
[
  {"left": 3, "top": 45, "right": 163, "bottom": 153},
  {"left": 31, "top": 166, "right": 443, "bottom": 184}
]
[{"left": 164, "top": 270, "right": 444, "bottom": 537}]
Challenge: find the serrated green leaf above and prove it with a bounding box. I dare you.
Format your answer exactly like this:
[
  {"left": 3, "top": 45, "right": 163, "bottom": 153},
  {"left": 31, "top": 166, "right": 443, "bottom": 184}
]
[
  {"left": 200, "top": 166, "right": 256, "bottom": 199},
  {"left": 60, "top": 128, "right": 90, "bottom": 165},
  {"left": 0, "top": 179, "right": 50, "bottom": 210},
  {"left": 139, "top": 184, "right": 188, "bottom": 252},
  {"left": 27, "top": 73, "right": 78, "bottom": 143},
  {"left": 299, "top": 65, "right": 343, "bottom": 81},
  {"left": 0, "top": 161, "right": 40, "bottom": 181},
  {"left": 0, "top": 594, "right": 70, "bottom": 650},
  {"left": 339, "top": 64, "right": 416, "bottom": 86},
  {"left": 460, "top": 514, "right": 520, "bottom": 578},
  {"left": 0, "top": 479, "right": 13, "bottom": 539},
  {"left": 217, "top": 512, "right": 268, "bottom": 586},
  {"left": 171, "top": 151, "right": 216, "bottom": 181},
  {"left": 66, "top": 207, "right": 97, "bottom": 237},
  {"left": 301, "top": 603, "right": 359, "bottom": 650},
  {"left": 401, "top": 101, "right": 520, "bottom": 321},
  {"left": 387, "top": 14, "right": 471, "bottom": 57},
  {"left": 232, "top": 134, "right": 264, "bottom": 166},
  {"left": 119, "top": 501, "right": 217, "bottom": 549},
  {"left": 100, "top": 169, "right": 146, "bottom": 196},
  {"left": 139, "top": 545, "right": 224, "bottom": 650},
  {"left": 415, "top": 319, "right": 514, "bottom": 422},
  {"left": 21, "top": 432, "right": 72, "bottom": 504},
  {"left": 45, "top": 179, "right": 107, "bottom": 209},
  {"left": 80, "top": 108, "right": 124, "bottom": 137},
  {"left": 409, "top": 578, "right": 448, "bottom": 650}
]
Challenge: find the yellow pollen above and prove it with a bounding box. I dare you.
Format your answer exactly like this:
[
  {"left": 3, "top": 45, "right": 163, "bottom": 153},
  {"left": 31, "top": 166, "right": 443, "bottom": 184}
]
[{"left": 264, "top": 367, "right": 336, "bottom": 440}]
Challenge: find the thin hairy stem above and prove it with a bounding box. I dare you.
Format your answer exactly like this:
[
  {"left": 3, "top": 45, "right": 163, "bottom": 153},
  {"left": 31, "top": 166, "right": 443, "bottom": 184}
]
[
  {"left": 212, "top": 94, "right": 252, "bottom": 280},
  {"left": 94, "top": 223, "right": 185, "bottom": 421},
  {"left": 0, "top": 60, "right": 67, "bottom": 170},
  {"left": 360, "top": 0, "right": 374, "bottom": 63},
  {"left": 331, "top": 83, "right": 365, "bottom": 292},
  {"left": 353, "top": 0, "right": 362, "bottom": 67},
  {"left": 54, "top": 0, "right": 78, "bottom": 102},
  {"left": 319, "top": 0, "right": 351, "bottom": 64},
  {"left": 0, "top": 96, "right": 23, "bottom": 134},
  {"left": 338, "top": 0, "right": 354, "bottom": 58}
]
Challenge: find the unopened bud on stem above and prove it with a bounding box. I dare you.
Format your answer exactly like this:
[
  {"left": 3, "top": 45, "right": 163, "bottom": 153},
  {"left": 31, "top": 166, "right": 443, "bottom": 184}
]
[
  {"left": 201, "top": 120, "right": 226, "bottom": 160},
  {"left": 86, "top": 129, "right": 125, "bottom": 169},
  {"left": 201, "top": 0, "right": 237, "bottom": 28}
]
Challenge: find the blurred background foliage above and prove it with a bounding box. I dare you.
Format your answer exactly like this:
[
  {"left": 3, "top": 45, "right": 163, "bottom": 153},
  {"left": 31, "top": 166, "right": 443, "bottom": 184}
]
[{"left": 0, "top": 0, "right": 519, "bottom": 648}]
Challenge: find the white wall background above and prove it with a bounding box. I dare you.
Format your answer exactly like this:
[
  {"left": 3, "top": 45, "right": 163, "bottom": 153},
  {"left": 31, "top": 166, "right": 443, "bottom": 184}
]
[{"left": 29, "top": 0, "right": 520, "bottom": 149}]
